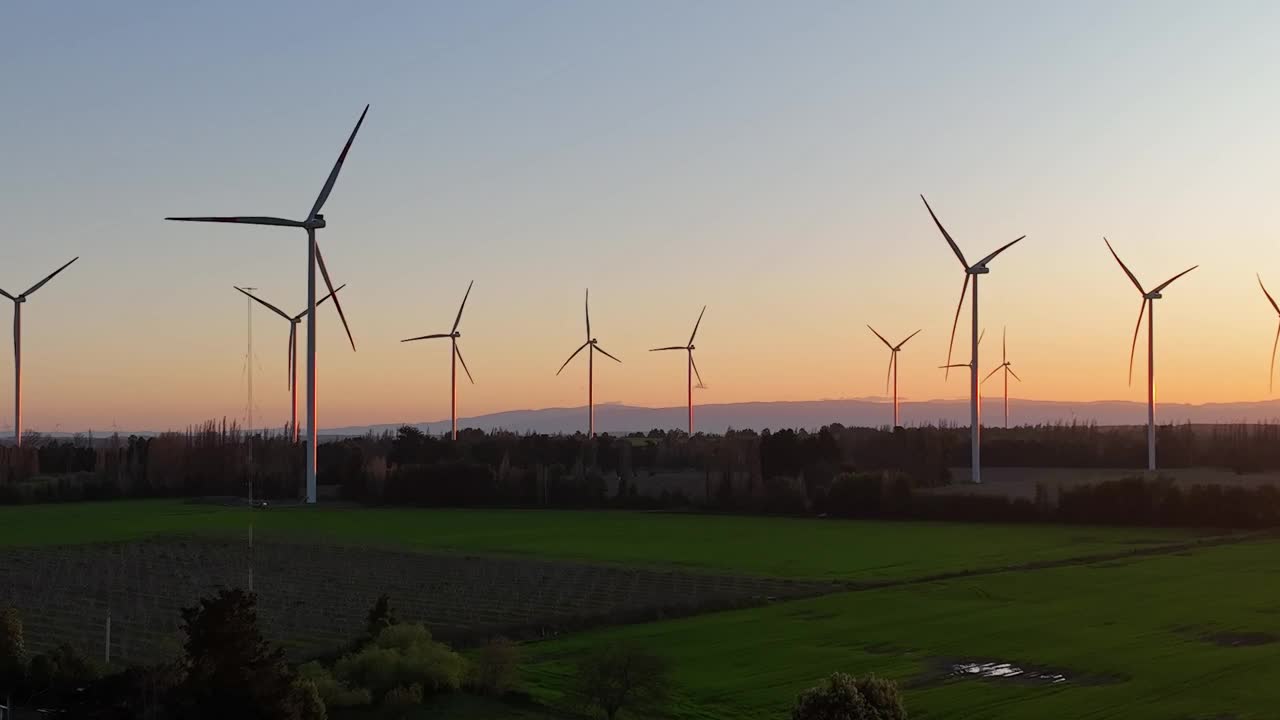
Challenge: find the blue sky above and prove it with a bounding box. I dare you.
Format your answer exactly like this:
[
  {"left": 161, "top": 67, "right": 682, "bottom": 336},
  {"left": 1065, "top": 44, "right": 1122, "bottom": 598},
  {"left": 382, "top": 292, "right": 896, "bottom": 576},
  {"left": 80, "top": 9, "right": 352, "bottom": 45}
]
[{"left": 2, "top": 2, "right": 1279, "bottom": 430}]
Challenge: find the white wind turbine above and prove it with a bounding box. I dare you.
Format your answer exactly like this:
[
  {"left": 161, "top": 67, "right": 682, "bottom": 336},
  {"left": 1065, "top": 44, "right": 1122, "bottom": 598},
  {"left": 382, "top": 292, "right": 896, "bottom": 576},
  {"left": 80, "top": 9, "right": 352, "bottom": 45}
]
[
  {"left": 235, "top": 284, "right": 346, "bottom": 443},
  {"left": 167, "top": 105, "right": 368, "bottom": 504},
  {"left": 650, "top": 306, "right": 707, "bottom": 434},
  {"left": 1104, "top": 238, "right": 1197, "bottom": 471},
  {"left": 923, "top": 195, "right": 1025, "bottom": 484},
  {"left": 401, "top": 281, "right": 475, "bottom": 441},
  {"left": 1257, "top": 275, "right": 1280, "bottom": 392},
  {"left": 867, "top": 326, "right": 921, "bottom": 428},
  {"left": 557, "top": 290, "right": 621, "bottom": 437},
  {"left": 981, "top": 327, "right": 1021, "bottom": 428},
  {"left": 0, "top": 257, "right": 78, "bottom": 447}
]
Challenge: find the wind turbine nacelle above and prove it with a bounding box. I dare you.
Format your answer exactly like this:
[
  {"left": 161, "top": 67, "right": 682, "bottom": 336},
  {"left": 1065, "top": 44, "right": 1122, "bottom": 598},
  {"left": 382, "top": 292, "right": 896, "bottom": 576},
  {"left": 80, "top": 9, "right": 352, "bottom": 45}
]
[
  {"left": 307, "top": 214, "right": 328, "bottom": 229},
  {"left": 1146, "top": 291, "right": 1162, "bottom": 300},
  {"left": 968, "top": 266, "right": 991, "bottom": 275}
]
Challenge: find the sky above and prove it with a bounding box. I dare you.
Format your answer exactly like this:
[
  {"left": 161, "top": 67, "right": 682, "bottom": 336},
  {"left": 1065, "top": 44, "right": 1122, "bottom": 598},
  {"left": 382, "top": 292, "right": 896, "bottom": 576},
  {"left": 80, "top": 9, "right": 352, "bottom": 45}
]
[{"left": 2, "top": 1, "right": 1280, "bottom": 432}]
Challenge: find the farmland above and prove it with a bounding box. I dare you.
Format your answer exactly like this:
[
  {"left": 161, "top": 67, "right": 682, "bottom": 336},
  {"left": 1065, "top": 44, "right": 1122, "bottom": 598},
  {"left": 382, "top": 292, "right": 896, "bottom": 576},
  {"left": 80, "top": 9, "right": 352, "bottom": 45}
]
[
  {"left": 0, "top": 500, "right": 1206, "bottom": 581},
  {"left": 521, "top": 539, "right": 1280, "bottom": 720}
]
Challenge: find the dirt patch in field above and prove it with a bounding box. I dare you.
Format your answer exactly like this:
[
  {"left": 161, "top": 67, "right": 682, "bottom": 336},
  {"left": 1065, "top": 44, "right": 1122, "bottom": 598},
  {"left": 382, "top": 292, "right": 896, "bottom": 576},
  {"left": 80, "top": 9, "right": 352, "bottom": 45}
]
[
  {"left": 0, "top": 537, "right": 833, "bottom": 664},
  {"left": 1204, "top": 631, "right": 1276, "bottom": 647},
  {"left": 910, "top": 657, "right": 1125, "bottom": 688}
]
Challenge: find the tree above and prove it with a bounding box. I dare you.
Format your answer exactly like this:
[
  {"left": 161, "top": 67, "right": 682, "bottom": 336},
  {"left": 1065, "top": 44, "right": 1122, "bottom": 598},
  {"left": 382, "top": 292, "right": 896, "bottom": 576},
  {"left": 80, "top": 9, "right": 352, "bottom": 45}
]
[
  {"left": 365, "top": 594, "right": 399, "bottom": 639},
  {"left": 470, "top": 636, "right": 519, "bottom": 696},
  {"left": 170, "top": 589, "right": 325, "bottom": 720},
  {"left": 791, "top": 672, "right": 906, "bottom": 720},
  {"left": 574, "top": 644, "right": 670, "bottom": 720}
]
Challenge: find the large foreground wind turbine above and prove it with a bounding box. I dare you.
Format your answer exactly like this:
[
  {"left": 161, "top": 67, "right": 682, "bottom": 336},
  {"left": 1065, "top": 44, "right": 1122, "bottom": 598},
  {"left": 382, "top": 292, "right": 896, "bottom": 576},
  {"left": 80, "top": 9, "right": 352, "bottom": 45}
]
[
  {"left": 401, "top": 281, "right": 475, "bottom": 440},
  {"left": 1257, "top": 275, "right": 1280, "bottom": 391},
  {"left": 235, "top": 285, "right": 346, "bottom": 442},
  {"left": 867, "top": 326, "right": 921, "bottom": 428},
  {"left": 981, "top": 327, "right": 1021, "bottom": 428},
  {"left": 557, "top": 290, "right": 621, "bottom": 437},
  {"left": 1104, "top": 238, "right": 1197, "bottom": 471},
  {"left": 651, "top": 306, "right": 707, "bottom": 434},
  {"left": 0, "top": 257, "right": 78, "bottom": 447},
  {"left": 167, "top": 105, "right": 368, "bottom": 504},
  {"left": 923, "top": 195, "right": 1025, "bottom": 484}
]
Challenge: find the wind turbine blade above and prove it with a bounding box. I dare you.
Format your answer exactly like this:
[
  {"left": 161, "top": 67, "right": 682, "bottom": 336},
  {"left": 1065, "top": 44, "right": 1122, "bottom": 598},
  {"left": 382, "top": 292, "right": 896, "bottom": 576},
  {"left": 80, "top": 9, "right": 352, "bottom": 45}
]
[
  {"left": 594, "top": 344, "right": 622, "bottom": 363},
  {"left": 315, "top": 243, "right": 356, "bottom": 352},
  {"left": 584, "top": 289, "right": 591, "bottom": 340},
  {"left": 1128, "top": 298, "right": 1148, "bottom": 386},
  {"left": 287, "top": 324, "right": 295, "bottom": 391},
  {"left": 1272, "top": 320, "right": 1280, "bottom": 393},
  {"left": 897, "top": 329, "right": 923, "bottom": 348},
  {"left": 920, "top": 195, "right": 968, "bottom": 268},
  {"left": 1260, "top": 275, "right": 1280, "bottom": 315},
  {"left": 1104, "top": 237, "right": 1145, "bottom": 294},
  {"left": 688, "top": 305, "right": 706, "bottom": 345},
  {"left": 939, "top": 363, "right": 970, "bottom": 369},
  {"left": 976, "top": 236, "right": 1025, "bottom": 267},
  {"left": 649, "top": 346, "right": 685, "bottom": 351},
  {"left": 455, "top": 344, "right": 475, "bottom": 384},
  {"left": 1007, "top": 366, "right": 1022, "bottom": 382},
  {"left": 0, "top": 288, "right": 15, "bottom": 302},
  {"left": 21, "top": 256, "right": 79, "bottom": 297},
  {"left": 867, "top": 325, "right": 893, "bottom": 349},
  {"left": 316, "top": 283, "right": 346, "bottom": 310},
  {"left": 945, "top": 275, "right": 971, "bottom": 380},
  {"left": 1002, "top": 326, "right": 1007, "bottom": 364},
  {"left": 235, "top": 287, "right": 292, "bottom": 321},
  {"left": 885, "top": 351, "right": 895, "bottom": 393},
  {"left": 1151, "top": 265, "right": 1198, "bottom": 294},
  {"left": 165, "top": 216, "right": 302, "bottom": 227},
  {"left": 308, "top": 104, "right": 370, "bottom": 220},
  {"left": 452, "top": 280, "right": 473, "bottom": 334},
  {"left": 401, "top": 333, "right": 452, "bottom": 342},
  {"left": 690, "top": 353, "right": 705, "bottom": 387},
  {"left": 557, "top": 342, "right": 589, "bottom": 375},
  {"left": 982, "top": 365, "right": 1002, "bottom": 383},
  {"left": 978, "top": 327, "right": 986, "bottom": 346}
]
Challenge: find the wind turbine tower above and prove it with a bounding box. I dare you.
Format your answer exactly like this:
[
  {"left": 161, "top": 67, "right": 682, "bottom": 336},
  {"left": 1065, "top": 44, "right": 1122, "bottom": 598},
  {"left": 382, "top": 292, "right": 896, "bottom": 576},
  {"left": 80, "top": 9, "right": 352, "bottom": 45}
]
[{"left": 0, "top": 257, "right": 79, "bottom": 447}]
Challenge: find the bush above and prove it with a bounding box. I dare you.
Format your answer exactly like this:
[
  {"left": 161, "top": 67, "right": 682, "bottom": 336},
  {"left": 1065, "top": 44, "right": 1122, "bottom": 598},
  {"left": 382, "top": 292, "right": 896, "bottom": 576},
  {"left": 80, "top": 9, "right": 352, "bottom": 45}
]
[
  {"left": 299, "top": 661, "right": 372, "bottom": 708},
  {"left": 329, "top": 623, "right": 465, "bottom": 703},
  {"left": 792, "top": 672, "right": 906, "bottom": 720},
  {"left": 382, "top": 682, "right": 423, "bottom": 707},
  {"left": 469, "top": 636, "right": 520, "bottom": 696},
  {"left": 0, "top": 606, "right": 25, "bottom": 694}
]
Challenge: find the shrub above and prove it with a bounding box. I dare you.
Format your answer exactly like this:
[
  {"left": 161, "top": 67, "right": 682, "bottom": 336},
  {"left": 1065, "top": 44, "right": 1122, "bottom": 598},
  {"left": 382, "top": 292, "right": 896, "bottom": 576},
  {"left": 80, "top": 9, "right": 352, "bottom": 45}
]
[
  {"left": 0, "top": 606, "right": 25, "bottom": 694},
  {"left": 469, "top": 636, "right": 520, "bottom": 696},
  {"left": 382, "top": 682, "right": 423, "bottom": 707},
  {"left": 331, "top": 623, "right": 464, "bottom": 702},
  {"left": 299, "top": 661, "right": 372, "bottom": 708},
  {"left": 791, "top": 672, "right": 906, "bottom": 720}
]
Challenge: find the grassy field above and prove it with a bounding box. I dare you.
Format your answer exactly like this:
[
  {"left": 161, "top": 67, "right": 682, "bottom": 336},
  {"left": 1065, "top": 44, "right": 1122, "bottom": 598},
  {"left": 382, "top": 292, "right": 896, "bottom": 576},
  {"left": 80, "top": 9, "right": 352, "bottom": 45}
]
[
  {"left": 521, "top": 539, "right": 1280, "bottom": 719},
  {"left": 0, "top": 499, "right": 1205, "bottom": 581}
]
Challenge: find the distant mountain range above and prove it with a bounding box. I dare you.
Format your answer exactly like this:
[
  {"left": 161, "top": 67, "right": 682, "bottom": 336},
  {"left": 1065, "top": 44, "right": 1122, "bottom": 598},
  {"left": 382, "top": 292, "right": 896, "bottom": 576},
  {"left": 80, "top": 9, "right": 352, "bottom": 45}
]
[{"left": 317, "top": 397, "right": 1280, "bottom": 437}]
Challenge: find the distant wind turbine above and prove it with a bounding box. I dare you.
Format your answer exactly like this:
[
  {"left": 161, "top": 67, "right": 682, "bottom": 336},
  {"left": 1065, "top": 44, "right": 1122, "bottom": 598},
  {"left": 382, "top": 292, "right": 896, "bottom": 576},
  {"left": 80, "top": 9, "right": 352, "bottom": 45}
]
[
  {"left": 235, "top": 285, "right": 346, "bottom": 443},
  {"left": 923, "top": 195, "right": 1025, "bottom": 483},
  {"left": 651, "top": 306, "right": 707, "bottom": 434},
  {"left": 867, "top": 325, "right": 921, "bottom": 428},
  {"left": 401, "top": 281, "right": 475, "bottom": 441},
  {"left": 1104, "top": 238, "right": 1197, "bottom": 471},
  {"left": 1257, "top": 275, "right": 1280, "bottom": 392},
  {"left": 0, "top": 257, "right": 78, "bottom": 447},
  {"left": 557, "top": 290, "right": 621, "bottom": 437},
  {"left": 166, "top": 105, "right": 368, "bottom": 504},
  {"left": 981, "top": 327, "right": 1021, "bottom": 428}
]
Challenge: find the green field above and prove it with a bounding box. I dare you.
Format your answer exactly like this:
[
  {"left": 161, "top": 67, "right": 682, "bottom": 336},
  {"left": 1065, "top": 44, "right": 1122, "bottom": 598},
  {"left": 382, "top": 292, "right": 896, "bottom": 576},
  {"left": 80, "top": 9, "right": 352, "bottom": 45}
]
[
  {"left": 521, "top": 539, "right": 1280, "bottom": 719},
  {"left": 0, "top": 500, "right": 1204, "bottom": 582}
]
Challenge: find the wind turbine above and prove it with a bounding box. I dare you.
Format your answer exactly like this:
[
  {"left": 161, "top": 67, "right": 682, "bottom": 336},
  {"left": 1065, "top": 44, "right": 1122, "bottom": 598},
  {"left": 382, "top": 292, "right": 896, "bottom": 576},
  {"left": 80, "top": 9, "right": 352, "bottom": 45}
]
[
  {"left": 650, "top": 306, "right": 707, "bottom": 434},
  {"left": 401, "top": 281, "right": 475, "bottom": 441},
  {"left": 0, "top": 257, "right": 78, "bottom": 447},
  {"left": 981, "top": 327, "right": 1021, "bottom": 428},
  {"left": 923, "top": 195, "right": 1025, "bottom": 484},
  {"left": 557, "top": 290, "right": 621, "bottom": 437},
  {"left": 1104, "top": 238, "right": 1197, "bottom": 471},
  {"left": 235, "top": 284, "right": 346, "bottom": 443},
  {"left": 166, "top": 105, "right": 368, "bottom": 504},
  {"left": 1257, "top": 275, "right": 1280, "bottom": 392},
  {"left": 866, "top": 326, "right": 921, "bottom": 428}
]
